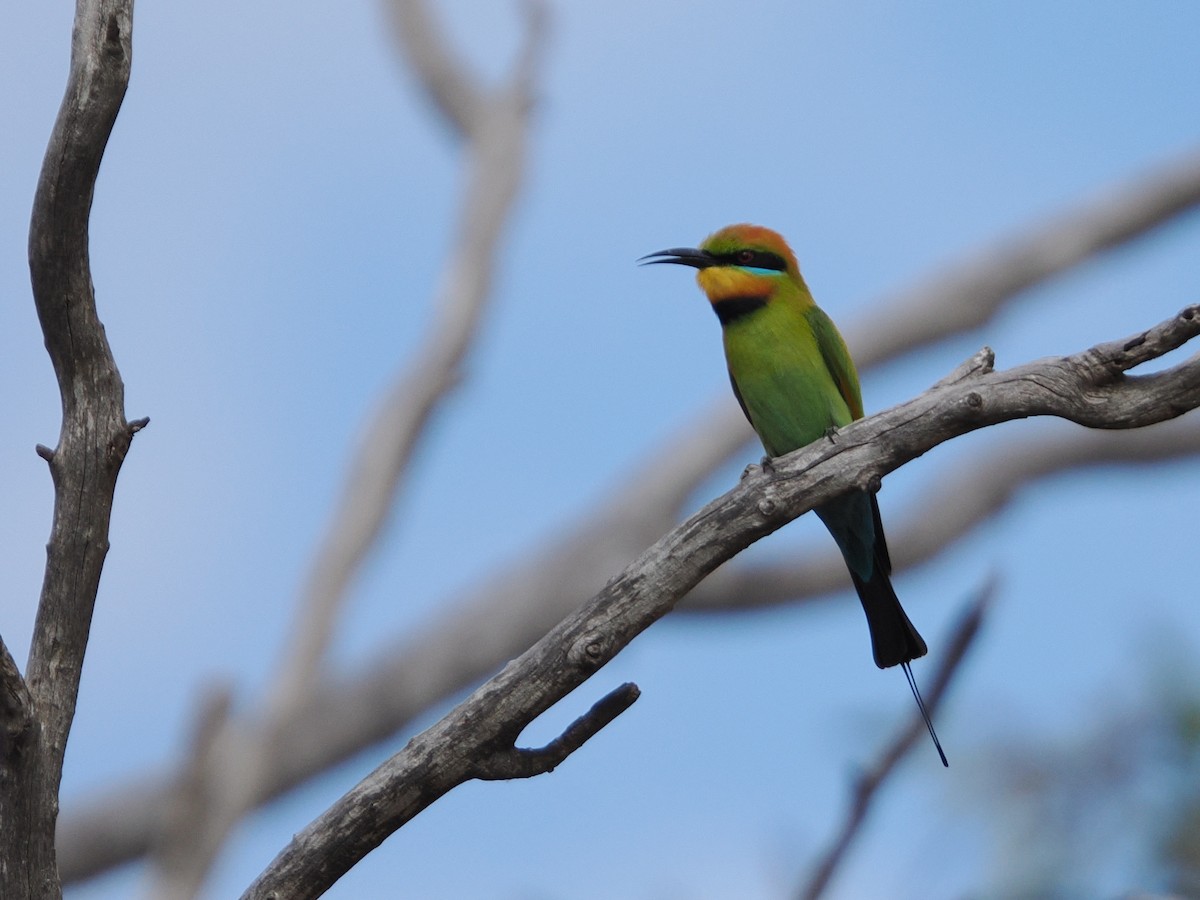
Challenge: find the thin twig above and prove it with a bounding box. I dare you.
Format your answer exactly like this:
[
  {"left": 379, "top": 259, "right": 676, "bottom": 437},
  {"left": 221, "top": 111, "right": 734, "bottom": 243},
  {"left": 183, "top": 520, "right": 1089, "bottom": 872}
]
[
  {"left": 798, "top": 581, "right": 994, "bottom": 900},
  {"left": 471, "top": 683, "right": 641, "bottom": 780}
]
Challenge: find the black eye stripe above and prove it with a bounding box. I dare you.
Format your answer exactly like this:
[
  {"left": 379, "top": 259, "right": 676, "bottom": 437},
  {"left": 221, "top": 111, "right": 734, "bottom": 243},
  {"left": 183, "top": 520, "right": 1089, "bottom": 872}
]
[{"left": 715, "top": 249, "right": 788, "bottom": 271}]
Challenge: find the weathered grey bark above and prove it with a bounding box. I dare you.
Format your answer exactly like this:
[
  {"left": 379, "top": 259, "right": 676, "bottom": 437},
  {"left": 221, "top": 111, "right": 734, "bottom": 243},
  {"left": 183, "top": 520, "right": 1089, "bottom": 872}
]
[
  {"left": 0, "top": 1, "right": 140, "bottom": 898},
  {"left": 242, "top": 307, "right": 1200, "bottom": 899},
  {"left": 0, "top": 635, "right": 40, "bottom": 893},
  {"left": 684, "top": 416, "right": 1200, "bottom": 612}
]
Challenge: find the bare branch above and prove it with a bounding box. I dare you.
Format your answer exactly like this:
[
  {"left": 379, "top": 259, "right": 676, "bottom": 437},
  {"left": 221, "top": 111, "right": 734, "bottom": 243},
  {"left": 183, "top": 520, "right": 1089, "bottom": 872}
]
[
  {"left": 3, "top": 0, "right": 139, "bottom": 895},
  {"left": 26, "top": 0, "right": 136, "bottom": 771},
  {"left": 0, "top": 634, "right": 42, "bottom": 897},
  {"left": 385, "top": 0, "right": 483, "bottom": 135},
  {"left": 269, "top": 0, "right": 543, "bottom": 716},
  {"left": 56, "top": 148, "right": 1200, "bottom": 884},
  {"left": 471, "top": 682, "right": 641, "bottom": 780},
  {"left": 385, "top": 0, "right": 545, "bottom": 138},
  {"left": 138, "top": 4, "right": 545, "bottom": 896},
  {"left": 684, "top": 415, "right": 1200, "bottom": 612},
  {"left": 849, "top": 148, "right": 1200, "bottom": 367},
  {"left": 59, "top": 777, "right": 173, "bottom": 888},
  {"left": 798, "top": 582, "right": 993, "bottom": 900},
  {"left": 145, "top": 687, "right": 234, "bottom": 900},
  {"left": 241, "top": 308, "right": 1200, "bottom": 899}
]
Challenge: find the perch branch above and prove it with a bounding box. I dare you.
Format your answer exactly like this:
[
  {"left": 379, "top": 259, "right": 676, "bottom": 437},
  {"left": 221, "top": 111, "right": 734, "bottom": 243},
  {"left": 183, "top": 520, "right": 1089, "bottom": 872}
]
[
  {"left": 58, "top": 339, "right": 1200, "bottom": 888},
  {"left": 685, "top": 410, "right": 1200, "bottom": 612},
  {"left": 241, "top": 307, "right": 1200, "bottom": 899}
]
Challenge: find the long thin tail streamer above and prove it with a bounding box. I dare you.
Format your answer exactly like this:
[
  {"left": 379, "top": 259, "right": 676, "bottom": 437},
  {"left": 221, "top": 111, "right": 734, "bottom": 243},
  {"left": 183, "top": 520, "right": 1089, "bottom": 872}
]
[{"left": 902, "top": 661, "right": 947, "bottom": 767}]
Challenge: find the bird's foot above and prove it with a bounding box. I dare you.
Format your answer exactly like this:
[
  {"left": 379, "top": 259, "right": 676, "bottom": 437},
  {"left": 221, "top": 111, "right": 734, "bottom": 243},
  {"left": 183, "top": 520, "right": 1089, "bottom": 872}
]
[
  {"left": 823, "top": 425, "right": 840, "bottom": 443},
  {"left": 740, "top": 456, "right": 777, "bottom": 481}
]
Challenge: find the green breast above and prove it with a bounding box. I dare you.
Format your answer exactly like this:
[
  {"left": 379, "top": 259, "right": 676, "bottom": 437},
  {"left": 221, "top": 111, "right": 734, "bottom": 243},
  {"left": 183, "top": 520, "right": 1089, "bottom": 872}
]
[{"left": 722, "top": 301, "right": 853, "bottom": 457}]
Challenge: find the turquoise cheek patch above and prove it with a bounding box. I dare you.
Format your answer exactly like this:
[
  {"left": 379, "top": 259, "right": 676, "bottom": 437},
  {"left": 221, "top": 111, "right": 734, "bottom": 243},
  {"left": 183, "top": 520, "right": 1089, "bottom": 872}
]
[{"left": 735, "top": 266, "right": 782, "bottom": 276}]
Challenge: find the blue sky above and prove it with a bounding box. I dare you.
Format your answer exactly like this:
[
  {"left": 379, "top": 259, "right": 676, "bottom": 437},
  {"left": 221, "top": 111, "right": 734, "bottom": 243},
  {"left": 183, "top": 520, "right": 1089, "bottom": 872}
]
[{"left": 3, "top": 1, "right": 1200, "bottom": 897}]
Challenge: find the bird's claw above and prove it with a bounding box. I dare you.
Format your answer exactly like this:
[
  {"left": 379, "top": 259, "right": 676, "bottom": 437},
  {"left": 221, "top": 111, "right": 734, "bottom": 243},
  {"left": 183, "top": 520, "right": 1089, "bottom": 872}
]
[{"left": 740, "top": 456, "right": 777, "bottom": 481}]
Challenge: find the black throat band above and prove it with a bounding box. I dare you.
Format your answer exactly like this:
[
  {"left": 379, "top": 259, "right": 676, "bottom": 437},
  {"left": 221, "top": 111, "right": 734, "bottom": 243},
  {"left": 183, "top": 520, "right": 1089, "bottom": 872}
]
[{"left": 712, "top": 295, "right": 768, "bottom": 325}]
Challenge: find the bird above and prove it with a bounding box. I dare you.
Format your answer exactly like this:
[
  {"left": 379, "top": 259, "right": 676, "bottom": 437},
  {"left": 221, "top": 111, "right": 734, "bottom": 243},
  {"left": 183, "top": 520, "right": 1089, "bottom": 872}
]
[{"left": 641, "top": 223, "right": 946, "bottom": 765}]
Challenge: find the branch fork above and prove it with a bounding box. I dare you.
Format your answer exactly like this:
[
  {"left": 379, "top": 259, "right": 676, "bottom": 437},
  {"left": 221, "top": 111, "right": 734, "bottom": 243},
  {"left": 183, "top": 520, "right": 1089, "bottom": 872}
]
[{"left": 472, "top": 682, "right": 640, "bottom": 781}]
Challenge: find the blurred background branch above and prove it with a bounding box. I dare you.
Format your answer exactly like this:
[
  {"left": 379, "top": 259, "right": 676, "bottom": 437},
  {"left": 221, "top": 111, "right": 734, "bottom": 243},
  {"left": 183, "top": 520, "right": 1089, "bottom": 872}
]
[
  {"left": 799, "top": 582, "right": 992, "bottom": 900},
  {"left": 964, "top": 641, "right": 1200, "bottom": 897},
  {"left": 140, "top": 2, "right": 543, "bottom": 896}
]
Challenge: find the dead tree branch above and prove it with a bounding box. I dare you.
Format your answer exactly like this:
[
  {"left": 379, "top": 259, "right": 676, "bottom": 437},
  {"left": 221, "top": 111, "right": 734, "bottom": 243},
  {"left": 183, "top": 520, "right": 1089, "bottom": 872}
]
[
  {"left": 1, "top": 0, "right": 139, "bottom": 896},
  {"left": 241, "top": 307, "right": 1200, "bottom": 899},
  {"left": 684, "top": 411, "right": 1200, "bottom": 612},
  {"left": 470, "top": 682, "right": 641, "bottom": 781}
]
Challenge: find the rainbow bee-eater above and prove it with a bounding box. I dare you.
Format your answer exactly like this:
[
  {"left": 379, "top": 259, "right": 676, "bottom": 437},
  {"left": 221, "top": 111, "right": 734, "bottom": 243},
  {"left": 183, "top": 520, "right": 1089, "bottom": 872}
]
[{"left": 642, "top": 223, "right": 945, "bottom": 765}]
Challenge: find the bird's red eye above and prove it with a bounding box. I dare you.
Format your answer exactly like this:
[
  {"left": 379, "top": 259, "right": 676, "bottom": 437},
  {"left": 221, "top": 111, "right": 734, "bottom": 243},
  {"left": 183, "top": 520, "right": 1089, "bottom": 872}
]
[{"left": 737, "top": 250, "right": 754, "bottom": 264}]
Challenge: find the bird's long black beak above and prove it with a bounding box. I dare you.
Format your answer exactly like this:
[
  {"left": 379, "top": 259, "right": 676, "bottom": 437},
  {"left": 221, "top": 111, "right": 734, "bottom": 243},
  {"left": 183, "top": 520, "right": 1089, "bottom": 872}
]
[{"left": 637, "top": 247, "right": 717, "bottom": 269}]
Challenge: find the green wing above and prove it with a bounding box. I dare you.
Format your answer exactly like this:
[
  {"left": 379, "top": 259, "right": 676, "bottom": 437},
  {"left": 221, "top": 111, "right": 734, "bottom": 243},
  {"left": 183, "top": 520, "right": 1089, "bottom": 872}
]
[{"left": 806, "top": 305, "right": 864, "bottom": 421}]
